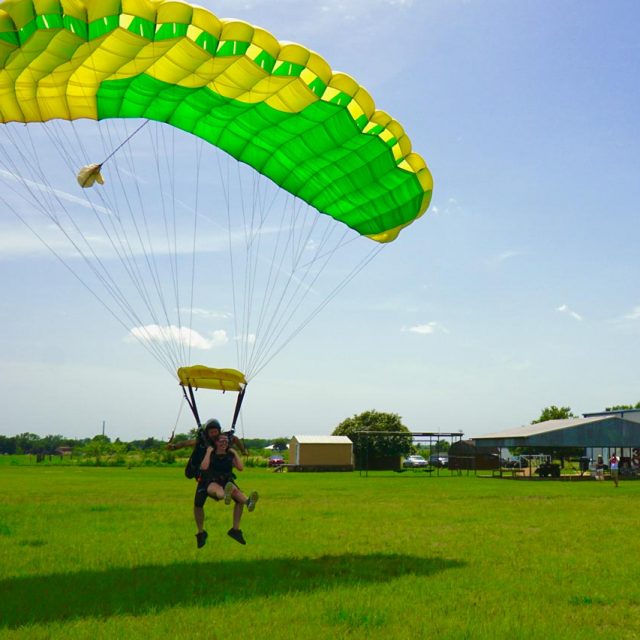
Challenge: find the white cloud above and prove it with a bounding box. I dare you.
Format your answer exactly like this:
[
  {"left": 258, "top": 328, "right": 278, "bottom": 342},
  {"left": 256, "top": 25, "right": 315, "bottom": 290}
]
[
  {"left": 127, "top": 324, "right": 228, "bottom": 349},
  {"left": 428, "top": 196, "right": 464, "bottom": 217},
  {"left": 623, "top": 306, "right": 640, "bottom": 321},
  {"left": 556, "top": 304, "right": 583, "bottom": 322},
  {"left": 403, "top": 321, "right": 449, "bottom": 335},
  {"left": 235, "top": 333, "right": 257, "bottom": 345}
]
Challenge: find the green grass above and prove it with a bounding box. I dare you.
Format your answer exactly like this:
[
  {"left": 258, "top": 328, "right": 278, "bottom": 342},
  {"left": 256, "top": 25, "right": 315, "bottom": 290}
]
[{"left": 1, "top": 465, "right": 640, "bottom": 639}]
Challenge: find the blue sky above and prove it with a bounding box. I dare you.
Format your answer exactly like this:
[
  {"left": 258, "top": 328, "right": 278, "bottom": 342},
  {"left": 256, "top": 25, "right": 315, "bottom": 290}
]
[{"left": 1, "top": 0, "right": 639, "bottom": 441}]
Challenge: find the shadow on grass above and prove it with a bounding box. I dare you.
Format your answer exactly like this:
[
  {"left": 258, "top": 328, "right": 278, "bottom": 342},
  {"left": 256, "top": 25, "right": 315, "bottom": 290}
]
[{"left": 0, "top": 553, "right": 463, "bottom": 628}]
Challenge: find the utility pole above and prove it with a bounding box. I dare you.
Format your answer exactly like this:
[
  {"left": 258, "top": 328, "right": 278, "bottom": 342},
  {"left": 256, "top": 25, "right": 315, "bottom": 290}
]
[{"left": 102, "top": 420, "right": 106, "bottom": 437}]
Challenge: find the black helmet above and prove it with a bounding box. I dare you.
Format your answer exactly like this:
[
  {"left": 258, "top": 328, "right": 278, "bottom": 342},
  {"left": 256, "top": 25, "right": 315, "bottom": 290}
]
[{"left": 203, "top": 418, "right": 222, "bottom": 432}]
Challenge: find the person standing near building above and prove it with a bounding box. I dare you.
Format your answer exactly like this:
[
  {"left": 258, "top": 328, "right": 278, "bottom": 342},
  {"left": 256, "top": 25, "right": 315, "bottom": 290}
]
[
  {"left": 609, "top": 452, "right": 620, "bottom": 487},
  {"left": 595, "top": 455, "right": 605, "bottom": 480}
]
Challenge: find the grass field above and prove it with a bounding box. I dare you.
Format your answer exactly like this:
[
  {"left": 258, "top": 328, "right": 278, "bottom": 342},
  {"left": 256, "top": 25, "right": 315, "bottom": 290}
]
[{"left": 1, "top": 464, "right": 640, "bottom": 639}]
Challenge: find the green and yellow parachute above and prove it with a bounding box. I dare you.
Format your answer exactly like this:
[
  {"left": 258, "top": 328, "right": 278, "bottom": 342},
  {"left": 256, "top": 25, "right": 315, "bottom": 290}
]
[
  {"left": 0, "top": 0, "right": 433, "bottom": 427},
  {"left": 0, "top": 0, "right": 432, "bottom": 242}
]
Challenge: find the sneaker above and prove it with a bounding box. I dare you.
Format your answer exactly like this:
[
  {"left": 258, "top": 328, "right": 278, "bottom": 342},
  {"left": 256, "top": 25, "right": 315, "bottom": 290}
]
[
  {"left": 196, "top": 530, "right": 208, "bottom": 549},
  {"left": 224, "top": 482, "right": 235, "bottom": 505},
  {"left": 227, "top": 527, "right": 246, "bottom": 545},
  {"left": 246, "top": 491, "right": 259, "bottom": 512}
]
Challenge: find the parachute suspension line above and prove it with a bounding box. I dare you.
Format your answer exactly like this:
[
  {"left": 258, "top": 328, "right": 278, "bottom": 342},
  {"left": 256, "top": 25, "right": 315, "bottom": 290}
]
[
  {"left": 151, "top": 122, "right": 185, "bottom": 366},
  {"left": 248, "top": 207, "right": 344, "bottom": 377},
  {"left": 72, "top": 121, "right": 175, "bottom": 359},
  {"left": 0, "top": 188, "right": 172, "bottom": 374},
  {"left": 250, "top": 241, "right": 385, "bottom": 379},
  {"left": 186, "top": 137, "right": 206, "bottom": 366},
  {"left": 239, "top": 159, "right": 285, "bottom": 374},
  {"left": 239, "top": 164, "right": 267, "bottom": 374},
  {"left": 223, "top": 157, "right": 276, "bottom": 375},
  {"left": 90, "top": 120, "right": 184, "bottom": 372},
  {"left": 243, "top": 175, "right": 283, "bottom": 376},
  {"left": 1, "top": 121, "right": 182, "bottom": 377},
  {"left": 165, "top": 124, "right": 186, "bottom": 366},
  {"left": 236, "top": 159, "right": 254, "bottom": 374},
  {"left": 53, "top": 118, "right": 180, "bottom": 371},
  {"left": 243, "top": 192, "right": 314, "bottom": 377},
  {"left": 52, "top": 58, "right": 188, "bottom": 371},
  {"left": 245, "top": 190, "right": 340, "bottom": 378},
  {"left": 211, "top": 149, "right": 381, "bottom": 380},
  {"left": 217, "top": 150, "right": 242, "bottom": 370},
  {"left": 168, "top": 395, "right": 186, "bottom": 443},
  {"left": 81, "top": 120, "right": 186, "bottom": 372},
  {"left": 231, "top": 162, "right": 310, "bottom": 376},
  {"left": 245, "top": 169, "right": 295, "bottom": 372},
  {"left": 0, "top": 139, "right": 174, "bottom": 376},
  {"left": 100, "top": 120, "right": 150, "bottom": 166},
  {"left": 0, "top": 124, "right": 159, "bottom": 359},
  {"left": 42, "top": 118, "right": 183, "bottom": 374}
]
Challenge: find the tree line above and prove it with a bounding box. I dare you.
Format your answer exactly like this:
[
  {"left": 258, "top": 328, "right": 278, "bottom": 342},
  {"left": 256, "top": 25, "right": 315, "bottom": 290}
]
[
  {"left": 0, "top": 432, "right": 290, "bottom": 455},
  {"left": 3, "top": 401, "right": 638, "bottom": 457}
]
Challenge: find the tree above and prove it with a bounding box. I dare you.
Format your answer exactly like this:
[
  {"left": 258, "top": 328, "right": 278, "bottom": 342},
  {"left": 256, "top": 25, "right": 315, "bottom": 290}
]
[
  {"left": 606, "top": 402, "right": 640, "bottom": 411},
  {"left": 432, "top": 439, "right": 450, "bottom": 453},
  {"left": 532, "top": 406, "right": 576, "bottom": 424},
  {"left": 333, "top": 410, "right": 412, "bottom": 463},
  {"left": 271, "top": 438, "right": 290, "bottom": 451},
  {"left": 14, "top": 432, "right": 41, "bottom": 454},
  {"left": 0, "top": 435, "right": 16, "bottom": 454}
]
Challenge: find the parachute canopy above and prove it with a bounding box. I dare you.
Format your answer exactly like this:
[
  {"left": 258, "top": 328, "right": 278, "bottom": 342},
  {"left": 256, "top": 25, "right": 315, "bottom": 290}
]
[
  {"left": 178, "top": 365, "right": 247, "bottom": 393},
  {"left": 0, "top": 0, "right": 434, "bottom": 394},
  {"left": 0, "top": 0, "right": 432, "bottom": 243}
]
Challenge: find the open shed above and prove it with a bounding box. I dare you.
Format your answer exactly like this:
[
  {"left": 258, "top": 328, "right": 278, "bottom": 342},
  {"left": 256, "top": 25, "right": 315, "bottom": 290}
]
[
  {"left": 474, "top": 414, "right": 640, "bottom": 478},
  {"left": 289, "top": 435, "right": 354, "bottom": 471},
  {"left": 474, "top": 416, "right": 640, "bottom": 449}
]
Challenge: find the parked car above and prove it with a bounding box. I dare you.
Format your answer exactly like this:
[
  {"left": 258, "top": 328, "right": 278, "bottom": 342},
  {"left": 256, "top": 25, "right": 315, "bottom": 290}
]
[
  {"left": 268, "top": 454, "right": 285, "bottom": 467},
  {"left": 403, "top": 455, "right": 428, "bottom": 468},
  {"left": 429, "top": 454, "right": 449, "bottom": 468}
]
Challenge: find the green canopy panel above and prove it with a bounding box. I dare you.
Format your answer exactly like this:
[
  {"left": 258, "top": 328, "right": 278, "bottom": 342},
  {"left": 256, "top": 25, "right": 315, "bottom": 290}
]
[{"left": 0, "top": 0, "right": 433, "bottom": 241}]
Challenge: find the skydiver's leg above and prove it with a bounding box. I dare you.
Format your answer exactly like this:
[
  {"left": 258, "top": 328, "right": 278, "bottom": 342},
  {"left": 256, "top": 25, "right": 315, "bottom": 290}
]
[
  {"left": 194, "top": 481, "right": 208, "bottom": 533},
  {"left": 194, "top": 506, "right": 205, "bottom": 533},
  {"left": 207, "top": 482, "right": 225, "bottom": 501},
  {"left": 194, "top": 482, "right": 209, "bottom": 548},
  {"left": 227, "top": 500, "right": 246, "bottom": 544},
  {"left": 233, "top": 500, "right": 244, "bottom": 530},
  {"left": 231, "top": 486, "right": 259, "bottom": 512}
]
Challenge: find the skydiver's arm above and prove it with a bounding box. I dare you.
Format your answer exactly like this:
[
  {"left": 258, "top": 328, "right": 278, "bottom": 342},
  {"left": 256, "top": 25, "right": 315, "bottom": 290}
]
[
  {"left": 166, "top": 438, "right": 196, "bottom": 451},
  {"left": 231, "top": 448, "right": 244, "bottom": 472},
  {"left": 231, "top": 436, "right": 247, "bottom": 455},
  {"left": 200, "top": 446, "right": 214, "bottom": 471}
]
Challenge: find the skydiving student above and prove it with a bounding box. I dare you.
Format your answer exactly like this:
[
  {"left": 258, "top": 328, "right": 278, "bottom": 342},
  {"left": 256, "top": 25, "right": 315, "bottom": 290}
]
[{"left": 195, "top": 432, "right": 259, "bottom": 547}]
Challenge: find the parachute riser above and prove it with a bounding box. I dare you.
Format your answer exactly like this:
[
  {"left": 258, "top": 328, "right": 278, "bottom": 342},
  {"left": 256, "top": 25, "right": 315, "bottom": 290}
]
[
  {"left": 182, "top": 384, "right": 202, "bottom": 429},
  {"left": 181, "top": 382, "right": 247, "bottom": 441}
]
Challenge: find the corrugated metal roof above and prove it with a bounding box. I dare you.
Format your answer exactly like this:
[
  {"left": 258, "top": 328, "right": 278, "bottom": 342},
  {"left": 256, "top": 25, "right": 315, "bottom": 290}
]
[
  {"left": 292, "top": 435, "right": 352, "bottom": 444},
  {"left": 474, "top": 416, "right": 640, "bottom": 448},
  {"left": 475, "top": 416, "right": 606, "bottom": 440}
]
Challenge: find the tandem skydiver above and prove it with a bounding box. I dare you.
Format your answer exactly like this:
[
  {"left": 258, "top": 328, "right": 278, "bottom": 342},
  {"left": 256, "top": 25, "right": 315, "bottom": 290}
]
[{"left": 167, "top": 419, "right": 257, "bottom": 547}]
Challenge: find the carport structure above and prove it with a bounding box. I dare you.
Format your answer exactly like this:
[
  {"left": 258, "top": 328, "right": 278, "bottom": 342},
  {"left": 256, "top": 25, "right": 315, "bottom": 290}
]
[
  {"left": 355, "top": 431, "right": 464, "bottom": 476},
  {"left": 474, "top": 413, "right": 640, "bottom": 478}
]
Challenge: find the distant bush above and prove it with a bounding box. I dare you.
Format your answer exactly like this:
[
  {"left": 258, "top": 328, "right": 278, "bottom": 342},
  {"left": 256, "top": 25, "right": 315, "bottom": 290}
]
[{"left": 244, "top": 456, "right": 268, "bottom": 468}]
